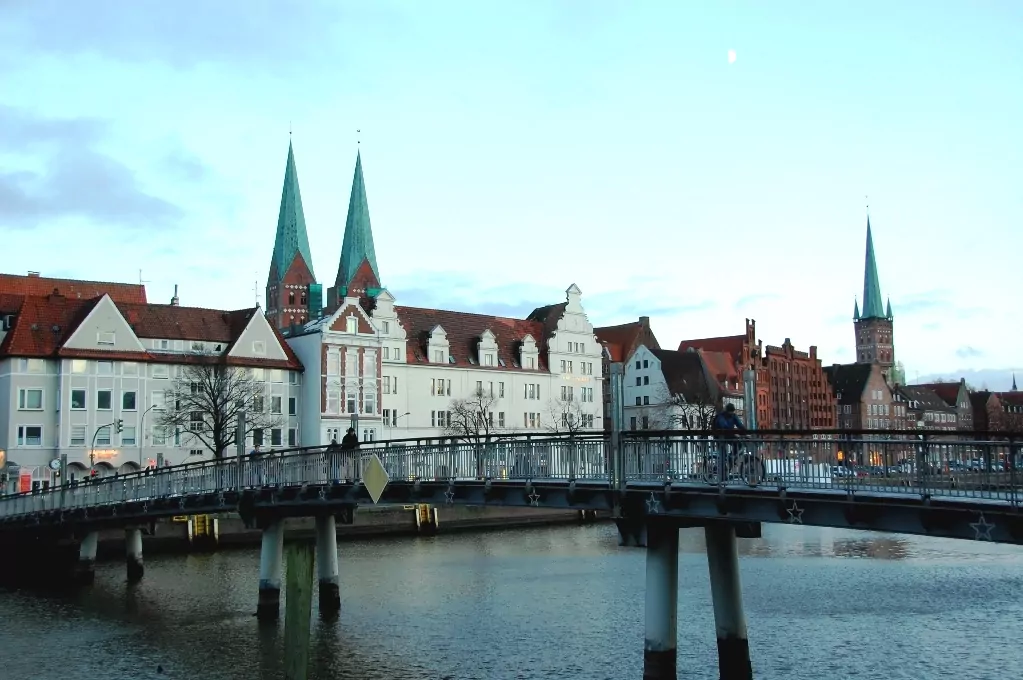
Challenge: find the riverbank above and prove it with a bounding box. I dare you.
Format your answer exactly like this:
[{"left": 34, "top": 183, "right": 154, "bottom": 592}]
[{"left": 94, "top": 504, "right": 609, "bottom": 558}]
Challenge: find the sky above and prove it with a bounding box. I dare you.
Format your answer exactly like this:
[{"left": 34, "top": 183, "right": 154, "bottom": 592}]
[{"left": 1, "top": 1, "right": 1021, "bottom": 385}]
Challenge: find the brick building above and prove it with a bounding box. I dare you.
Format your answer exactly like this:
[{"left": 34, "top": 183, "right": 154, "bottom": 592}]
[{"left": 912, "top": 379, "right": 974, "bottom": 431}]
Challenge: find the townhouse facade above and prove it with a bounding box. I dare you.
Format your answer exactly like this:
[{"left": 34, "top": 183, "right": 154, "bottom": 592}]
[
  {"left": 594, "top": 316, "right": 661, "bottom": 431},
  {"left": 268, "top": 145, "right": 603, "bottom": 443},
  {"left": 621, "top": 345, "right": 720, "bottom": 431},
  {"left": 0, "top": 275, "right": 303, "bottom": 490}
]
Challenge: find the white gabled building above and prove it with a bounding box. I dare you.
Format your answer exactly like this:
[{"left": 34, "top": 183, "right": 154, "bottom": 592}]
[
  {"left": 0, "top": 274, "right": 303, "bottom": 490},
  {"left": 270, "top": 145, "right": 604, "bottom": 443},
  {"left": 623, "top": 344, "right": 721, "bottom": 431}
]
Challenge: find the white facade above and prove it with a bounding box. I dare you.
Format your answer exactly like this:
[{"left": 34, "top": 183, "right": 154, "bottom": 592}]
[
  {"left": 286, "top": 284, "right": 604, "bottom": 444},
  {"left": 623, "top": 345, "right": 675, "bottom": 430},
  {"left": 0, "top": 294, "right": 302, "bottom": 489}
]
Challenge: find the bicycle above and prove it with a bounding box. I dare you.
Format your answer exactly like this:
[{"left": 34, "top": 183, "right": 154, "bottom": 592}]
[{"left": 699, "top": 437, "right": 766, "bottom": 487}]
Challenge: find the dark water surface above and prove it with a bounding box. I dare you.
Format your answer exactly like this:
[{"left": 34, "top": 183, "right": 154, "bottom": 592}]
[{"left": 1, "top": 523, "right": 1022, "bottom": 679}]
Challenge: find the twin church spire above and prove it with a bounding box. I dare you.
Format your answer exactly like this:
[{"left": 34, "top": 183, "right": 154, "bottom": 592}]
[
  {"left": 856, "top": 217, "right": 892, "bottom": 321},
  {"left": 265, "top": 141, "right": 381, "bottom": 330}
]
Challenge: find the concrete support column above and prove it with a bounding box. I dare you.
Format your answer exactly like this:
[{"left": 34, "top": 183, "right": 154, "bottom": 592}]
[
  {"left": 125, "top": 527, "right": 144, "bottom": 582},
  {"left": 257, "top": 521, "right": 285, "bottom": 620},
  {"left": 643, "top": 521, "right": 679, "bottom": 680},
  {"left": 76, "top": 531, "right": 99, "bottom": 585},
  {"left": 705, "top": 523, "right": 752, "bottom": 680},
  {"left": 315, "top": 515, "right": 340, "bottom": 614}
]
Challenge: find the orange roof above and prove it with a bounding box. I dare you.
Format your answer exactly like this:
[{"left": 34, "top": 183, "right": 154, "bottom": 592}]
[
  {"left": 0, "top": 273, "right": 146, "bottom": 304},
  {"left": 395, "top": 305, "right": 549, "bottom": 371},
  {"left": 0, "top": 295, "right": 301, "bottom": 370},
  {"left": 699, "top": 349, "right": 740, "bottom": 383},
  {"left": 594, "top": 319, "right": 659, "bottom": 362},
  {"left": 678, "top": 334, "right": 744, "bottom": 357}
]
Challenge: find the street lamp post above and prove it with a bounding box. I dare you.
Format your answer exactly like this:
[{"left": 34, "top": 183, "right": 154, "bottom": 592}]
[
  {"left": 90, "top": 420, "right": 118, "bottom": 470},
  {"left": 138, "top": 404, "right": 158, "bottom": 467}
]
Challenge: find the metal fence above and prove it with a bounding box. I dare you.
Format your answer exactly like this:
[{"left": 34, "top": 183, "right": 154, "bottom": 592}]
[{"left": 1, "top": 431, "right": 1020, "bottom": 519}]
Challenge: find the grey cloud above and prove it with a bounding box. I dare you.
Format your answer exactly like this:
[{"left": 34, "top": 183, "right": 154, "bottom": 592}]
[
  {"left": 0, "top": 107, "right": 207, "bottom": 230},
  {"left": 955, "top": 346, "right": 983, "bottom": 359},
  {"left": 4, "top": 1, "right": 395, "bottom": 70}
]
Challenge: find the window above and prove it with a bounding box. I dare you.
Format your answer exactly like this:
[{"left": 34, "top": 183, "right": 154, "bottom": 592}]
[
  {"left": 97, "top": 361, "right": 113, "bottom": 375},
  {"left": 363, "top": 428, "right": 376, "bottom": 442},
  {"left": 189, "top": 449, "right": 204, "bottom": 457},
  {"left": 364, "top": 390, "right": 376, "bottom": 414},
  {"left": 630, "top": 417, "right": 637, "bottom": 430},
  {"left": 643, "top": 360, "right": 649, "bottom": 368},
  {"left": 381, "top": 321, "right": 390, "bottom": 333},
  {"left": 643, "top": 376, "right": 649, "bottom": 385},
  {"left": 20, "top": 358, "right": 45, "bottom": 373},
  {"left": 252, "top": 341, "right": 266, "bottom": 355},
  {"left": 191, "top": 340, "right": 204, "bottom": 352},
  {"left": 190, "top": 411, "right": 203, "bottom": 431},
  {"left": 433, "top": 350, "right": 444, "bottom": 363},
  {"left": 270, "top": 369, "right": 283, "bottom": 383},
  {"left": 121, "top": 426, "right": 137, "bottom": 446},
  {"left": 71, "top": 389, "right": 86, "bottom": 410},
  {"left": 152, "top": 364, "right": 169, "bottom": 379},
  {"left": 122, "top": 391, "right": 137, "bottom": 410},
  {"left": 97, "top": 390, "right": 112, "bottom": 410},
  {"left": 499, "top": 382, "right": 505, "bottom": 398},
  {"left": 289, "top": 372, "right": 299, "bottom": 385},
  {"left": 70, "top": 425, "right": 86, "bottom": 446},
  {"left": 432, "top": 379, "right": 450, "bottom": 396},
  {"left": 636, "top": 377, "right": 641, "bottom": 386},
  {"left": 122, "top": 362, "right": 138, "bottom": 376},
  {"left": 561, "top": 360, "right": 566, "bottom": 373},
  {"left": 18, "top": 388, "right": 43, "bottom": 410},
  {"left": 288, "top": 291, "right": 295, "bottom": 305},
  {"left": 527, "top": 357, "right": 535, "bottom": 369},
  {"left": 253, "top": 429, "right": 264, "bottom": 446},
  {"left": 347, "top": 393, "right": 357, "bottom": 414},
  {"left": 485, "top": 354, "right": 494, "bottom": 366},
  {"left": 498, "top": 412, "right": 505, "bottom": 427},
  {"left": 383, "top": 347, "right": 390, "bottom": 360},
  {"left": 327, "top": 352, "right": 340, "bottom": 376},
  {"left": 636, "top": 397, "right": 642, "bottom": 406},
  {"left": 251, "top": 395, "right": 264, "bottom": 413},
  {"left": 271, "top": 428, "right": 282, "bottom": 446},
  {"left": 582, "top": 414, "right": 594, "bottom": 428},
  {"left": 643, "top": 396, "right": 650, "bottom": 405},
  {"left": 17, "top": 425, "right": 42, "bottom": 446},
  {"left": 383, "top": 376, "right": 391, "bottom": 394},
  {"left": 288, "top": 397, "right": 297, "bottom": 416},
  {"left": 476, "top": 380, "right": 483, "bottom": 394},
  {"left": 561, "top": 385, "right": 574, "bottom": 401},
  {"left": 431, "top": 410, "right": 451, "bottom": 428},
  {"left": 252, "top": 367, "right": 266, "bottom": 381},
  {"left": 288, "top": 428, "right": 297, "bottom": 446},
  {"left": 96, "top": 426, "right": 111, "bottom": 446},
  {"left": 325, "top": 427, "right": 340, "bottom": 444},
  {"left": 71, "top": 359, "right": 88, "bottom": 373},
  {"left": 346, "top": 317, "right": 358, "bottom": 334},
  {"left": 271, "top": 396, "right": 282, "bottom": 414},
  {"left": 326, "top": 390, "right": 340, "bottom": 414},
  {"left": 152, "top": 391, "right": 166, "bottom": 410},
  {"left": 153, "top": 427, "right": 168, "bottom": 445}
]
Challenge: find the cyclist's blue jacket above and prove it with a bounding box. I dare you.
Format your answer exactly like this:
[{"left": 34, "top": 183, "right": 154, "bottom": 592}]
[{"left": 713, "top": 411, "right": 746, "bottom": 438}]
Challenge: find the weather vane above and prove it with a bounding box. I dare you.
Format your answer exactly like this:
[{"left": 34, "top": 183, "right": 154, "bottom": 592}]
[{"left": 356, "top": 128, "right": 361, "bottom": 145}]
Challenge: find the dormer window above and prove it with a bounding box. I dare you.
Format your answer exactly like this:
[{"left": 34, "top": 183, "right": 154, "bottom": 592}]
[
  {"left": 97, "top": 332, "right": 115, "bottom": 345},
  {"left": 252, "top": 340, "right": 266, "bottom": 355},
  {"left": 346, "top": 316, "right": 358, "bottom": 334}
]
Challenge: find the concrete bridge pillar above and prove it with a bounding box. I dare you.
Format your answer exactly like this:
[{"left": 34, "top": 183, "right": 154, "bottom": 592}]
[
  {"left": 257, "top": 521, "right": 284, "bottom": 620},
  {"left": 704, "top": 523, "right": 752, "bottom": 680},
  {"left": 315, "top": 515, "right": 341, "bottom": 614},
  {"left": 76, "top": 531, "right": 99, "bottom": 585},
  {"left": 125, "top": 527, "right": 144, "bottom": 582},
  {"left": 643, "top": 521, "right": 679, "bottom": 680}
]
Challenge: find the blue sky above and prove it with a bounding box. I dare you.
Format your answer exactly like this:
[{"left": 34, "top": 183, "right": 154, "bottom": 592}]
[{"left": 1, "top": 1, "right": 1020, "bottom": 382}]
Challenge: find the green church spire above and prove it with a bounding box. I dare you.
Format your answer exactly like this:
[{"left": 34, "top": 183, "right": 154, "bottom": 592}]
[
  {"left": 861, "top": 218, "right": 885, "bottom": 319},
  {"left": 271, "top": 141, "right": 315, "bottom": 279},
  {"left": 336, "top": 150, "right": 379, "bottom": 290},
  {"left": 853, "top": 299, "right": 860, "bottom": 320}
]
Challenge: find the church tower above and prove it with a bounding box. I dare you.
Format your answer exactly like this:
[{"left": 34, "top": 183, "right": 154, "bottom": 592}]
[
  {"left": 266, "top": 141, "right": 322, "bottom": 330},
  {"left": 326, "top": 151, "right": 382, "bottom": 310},
  {"left": 853, "top": 218, "right": 896, "bottom": 379}
]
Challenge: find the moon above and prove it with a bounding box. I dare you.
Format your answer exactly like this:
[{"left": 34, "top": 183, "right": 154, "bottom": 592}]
[{"left": 728, "top": 49, "right": 737, "bottom": 64}]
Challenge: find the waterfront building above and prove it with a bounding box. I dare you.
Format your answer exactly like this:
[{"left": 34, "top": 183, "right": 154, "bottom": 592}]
[
  {"left": 268, "top": 145, "right": 604, "bottom": 443},
  {"left": 594, "top": 316, "right": 661, "bottom": 431},
  {"left": 0, "top": 273, "right": 302, "bottom": 487},
  {"left": 621, "top": 345, "right": 721, "bottom": 431}
]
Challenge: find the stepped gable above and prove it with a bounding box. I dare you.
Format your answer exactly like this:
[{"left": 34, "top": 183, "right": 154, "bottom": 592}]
[
  {"left": 0, "top": 273, "right": 147, "bottom": 304},
  {"left": 395, "top": 305, "right": 548, "bottom": 371}
]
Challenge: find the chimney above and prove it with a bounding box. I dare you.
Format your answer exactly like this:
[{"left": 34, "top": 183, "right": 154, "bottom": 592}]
[
  {"left": 27, "top": 271, "right": 40, "bottom": 278},
  {"left": 639, "top": 316, "right": 650, "bottom": 326},
  {"left": 170, "top": 284, "right": 180, "bottom": 306},
  {"left": 809, "top": 345, "right": 817, "bottom": 359}
]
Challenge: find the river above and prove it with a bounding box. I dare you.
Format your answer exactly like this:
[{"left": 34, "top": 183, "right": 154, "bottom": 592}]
[{"left": 1, "top": 523, "right": 1021, "bottom": 679}]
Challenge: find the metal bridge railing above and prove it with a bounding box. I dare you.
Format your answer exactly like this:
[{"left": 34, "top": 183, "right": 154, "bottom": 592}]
[{"left": 0, "top": 431, "right": 1019, "bottom": 520}]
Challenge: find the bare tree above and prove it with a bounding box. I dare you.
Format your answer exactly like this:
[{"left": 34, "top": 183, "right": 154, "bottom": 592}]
[
  {"left": 544, "top": 397, "right": 596, "bottom": 436},
  {"left": 445, "top": 386, "right": 504, "bottom": 477},
  {"left": 156, "top": 355, "right": 285, "bottom": 457},
  {"left": 649, "top": 386, "right": 718, "bottom": 431}
]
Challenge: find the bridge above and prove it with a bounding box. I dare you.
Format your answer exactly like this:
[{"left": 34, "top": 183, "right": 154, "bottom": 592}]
[{"left": 2, "top": 429, "right": 1021, "bottom": 680}]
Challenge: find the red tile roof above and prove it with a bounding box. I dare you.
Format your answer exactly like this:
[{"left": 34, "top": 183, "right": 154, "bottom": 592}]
[
  {"left": 913, "top": 381, "right": 963, "bottom": 407},
  {"left": 699, "top": 349, "right": 740, "bottom": 384},
  {"left": 649, "top": 348, "right": 715, "bottom": 402},
  {"left": 594, "top": 319, "right": 659, "bottom": 362},
  {"left": 678, "top": 334, "right": 744, "bottom": 357},
  {"left": 0, "top": 295, "right": 301, "bottom": 370},
  {"left": 0, "top": 273, "right": 147, "bottom": 304},
  {"left": 395, "top": 305, "right": 549, "bottom": 371}
]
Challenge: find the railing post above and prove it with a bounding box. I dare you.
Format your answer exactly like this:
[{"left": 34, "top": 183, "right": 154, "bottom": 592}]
[
  {"left": 610, "top": 362, "right": 625, "bottom": 490},
  {"left": 236, "top": 412, "right": 247, "bottom": 490}
]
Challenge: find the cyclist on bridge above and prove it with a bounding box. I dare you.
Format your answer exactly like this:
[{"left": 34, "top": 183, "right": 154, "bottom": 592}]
[{"left": 712, "top": 403, "right": 747, "bottom": 473}]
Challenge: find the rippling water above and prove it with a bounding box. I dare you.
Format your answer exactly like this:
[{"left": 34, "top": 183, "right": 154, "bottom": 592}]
[{"left": 1, "top": 523, "right": 1022, "bottom": 679}]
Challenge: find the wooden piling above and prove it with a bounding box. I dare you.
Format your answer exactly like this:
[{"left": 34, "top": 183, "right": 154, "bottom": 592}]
[{"left": 283, "top": 541, "right": 315, "bottom": 680}]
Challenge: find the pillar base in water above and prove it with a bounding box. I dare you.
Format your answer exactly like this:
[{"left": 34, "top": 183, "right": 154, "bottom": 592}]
[
  {"left": 126, "top": 558, "right": 144, "bottom": 583},
  {"left": 643, "top": 648, "right": 677, "bottom": 680},
  {"left": 318, "top": 581, "right": 340, "bottom": 614},
  {"left": 257, "top": 584, "right": 280, "bottom": 620},
  {"left": 716, "top": 636, "right": 752, "bottom": 680},
  {"left": 74, "top": 560, "right": 96, "bottom": 586}
]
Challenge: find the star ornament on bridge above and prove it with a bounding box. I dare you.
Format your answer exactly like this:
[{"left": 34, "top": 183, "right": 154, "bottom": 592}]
[
  {"left": 444, "top": 490, "right": 455, "bottom": 504},
  {"left": 527, "top": 492, "right": 541, "bottom": 507},
  {"left": 970, "top": 513, "right": 995, "bottom": 541},
  {"left": 786, "top": 501, "right": 804, "bottom": 524},
  {"left": 646, "top": 492, "right": 662, "bottom": 514}
]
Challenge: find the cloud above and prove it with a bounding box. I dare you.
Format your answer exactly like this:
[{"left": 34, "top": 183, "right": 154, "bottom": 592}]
[
  {"left": 0, "top": 106, "right": 206, "bottom": 230},
  {"left": 4, "top": 1, "right": 390, "bottom": 71},
  {"left": 955, "top": 345, "right": 983, "bottom": 359},
  {"left": 733, "top": 293, "right": 780, "bottom": 310}
]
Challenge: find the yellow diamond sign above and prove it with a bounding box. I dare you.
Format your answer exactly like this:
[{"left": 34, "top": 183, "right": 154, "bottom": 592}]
[{"left": 362, "top": 454, "right": 389, "bottom": 504}]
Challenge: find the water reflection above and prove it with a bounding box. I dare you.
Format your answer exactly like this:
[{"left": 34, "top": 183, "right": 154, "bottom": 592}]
[{"left": 1, "top": 523, "right": 1022, "bottom": 680}]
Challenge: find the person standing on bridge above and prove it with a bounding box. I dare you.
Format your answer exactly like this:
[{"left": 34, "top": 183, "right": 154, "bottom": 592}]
[
  {"left": 712, "top": 403, "right": 746, "bottom": 478},
  {"left": 340, "top": 427, "right": 359, "bottom": 483}
]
